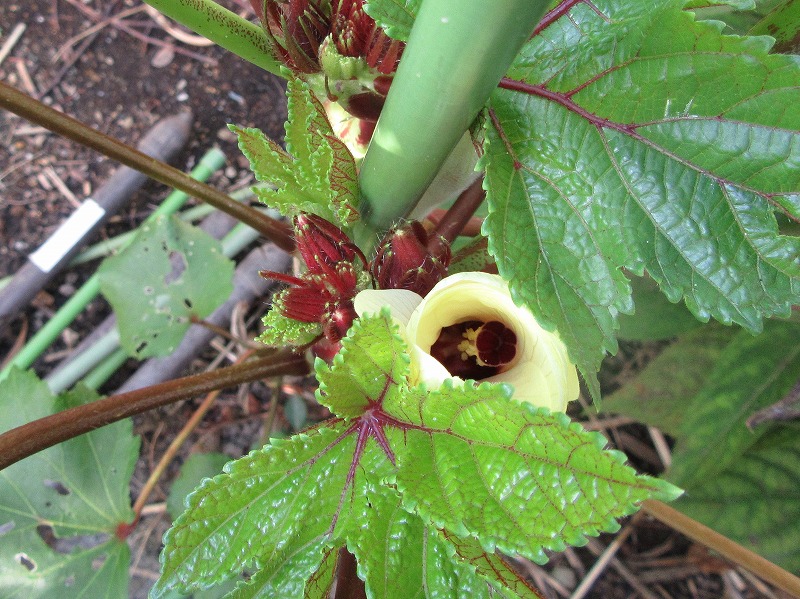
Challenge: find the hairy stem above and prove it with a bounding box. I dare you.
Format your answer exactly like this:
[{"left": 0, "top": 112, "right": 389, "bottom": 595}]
[
  {"left": 358, "top": 0, "right": 550, "bottom": 232},
  {"left": 142, "top": 0, "right": 281, "bottom": 75},
  {"left": 643, "top": 500, "right": 800, "bottom": 597},
  {"left": 0, "top": 81, "right": 295, "bottom": 252},
  {"left": 0, "top": 351, "right": 309, "bottom": 471}
]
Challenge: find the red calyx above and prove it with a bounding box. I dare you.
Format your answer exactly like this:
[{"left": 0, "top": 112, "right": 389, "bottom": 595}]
[{"left": 371, "top": 221, "right": 451, "bottom": 297}]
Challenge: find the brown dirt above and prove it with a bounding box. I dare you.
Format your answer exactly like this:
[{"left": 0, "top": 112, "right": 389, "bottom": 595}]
[{"left": 0, "top": 2, "right": 781, "bottom": 598}]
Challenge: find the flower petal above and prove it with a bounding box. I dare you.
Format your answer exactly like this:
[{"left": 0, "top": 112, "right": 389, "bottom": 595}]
[{"left": 354, "top": 288, "right": 422, "bottom": 326}]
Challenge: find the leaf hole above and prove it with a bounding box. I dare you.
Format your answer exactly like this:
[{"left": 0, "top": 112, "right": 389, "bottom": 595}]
[
  {"left": 37, "top": 524, "right": 109, "bottom": 554},
  {"left": 164, "top": 250, "right": 187, "bottom": 285},
  {"left": 135, "top": 341, "right": 148, "bottom": 353},
  {"left": 183, "top": 298, "right": 193, "bottom": 309},
  {"left": 0, "top": 520, "right": 15, "bottom": 536},
  {"left": 15, "top": 552, "right": 36, "bottom": 571},
  {"left": 43, "top": 479, "right": 70, "bottom": 495}
]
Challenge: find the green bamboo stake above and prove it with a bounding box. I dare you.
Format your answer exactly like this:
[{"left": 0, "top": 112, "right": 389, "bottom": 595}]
[
  {"left": 81, "top": 348, "right": 129, "bottom": 391},
  {"left": 141, "top": 0, "right": 281, "bottom": 75},
  {"left": 46, "top": 330, "right": 120, "bottom": 393},
  {"left": 0, "top": 148, "right": 226, "bottom": 381},
  {"left": 358, "top": 0, "right": 549, "bottom": 234}
]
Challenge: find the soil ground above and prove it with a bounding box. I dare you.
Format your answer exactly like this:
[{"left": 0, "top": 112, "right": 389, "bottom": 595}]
[{"left": 0, "top": 2, "right": 782, "bottom": 598}]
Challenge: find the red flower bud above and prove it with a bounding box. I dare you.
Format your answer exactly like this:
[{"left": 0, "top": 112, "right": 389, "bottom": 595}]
[
  {"left": 294, "top": 213, "right": 366, "bottom": 277},
  {"left": 371, "top": 221, "right": 451, "bottom": 296}
]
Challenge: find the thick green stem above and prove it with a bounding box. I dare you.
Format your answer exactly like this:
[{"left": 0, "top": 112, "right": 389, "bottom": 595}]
[
  {"left": 0, "top": 351, "right": 309, "bottom": 471},
  {"left": 142, "top": 0, "right": 281, "bottom": 75},
  {"left": 358, "top": 0, "right": 549, "bottom": 232},
  {"left": 0, "top": 82, "right": 295, "bottom": 252}
]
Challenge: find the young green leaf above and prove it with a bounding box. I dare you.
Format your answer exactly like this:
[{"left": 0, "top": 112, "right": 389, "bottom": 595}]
[
  {"left": 258, "top": 292, "right": 322, "bottom": 347},
  {"left": 669, "top": 320, "right": 800, "bottom": 488},
  {"left": 232, "top": 79, "right": 358, "bottom": 229},
  {"left": 159, "top": 312, "right": 680, "bottom": 596},
  {"left": 676, "top": 426, "right": 800, "bottom": 572},
  {"left": 484, "top": 0, "right": 800, "bottom": 398},
  {"left": 364, "top": 0, "right": 422, "bottom": 41},
  {"left": 383, "top": 380, "right": 681, "bottom": 564},
  {"left": 98, "top": 214, "right": 234, "bottom": 358},
  {"left": 0, "top": 369, "right": 138, "bottom": 598},
  {"left": 315, "top": 308, "right": 410, "bottom": 419}
]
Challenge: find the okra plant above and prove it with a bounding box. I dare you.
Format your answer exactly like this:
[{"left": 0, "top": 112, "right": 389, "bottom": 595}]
[{"left": 1, "top": 0, "right": 799, "bottom": 597}]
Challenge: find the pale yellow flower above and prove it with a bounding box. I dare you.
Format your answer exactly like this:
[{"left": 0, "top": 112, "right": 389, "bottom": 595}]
[{"left": 354, "top": 272, "right": 580, "bottom": 412}]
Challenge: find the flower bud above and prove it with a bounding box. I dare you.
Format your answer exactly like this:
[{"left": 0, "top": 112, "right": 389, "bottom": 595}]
[
  {"left": 294, "top": 213, "right": 366, "bottom": 278},
  {"left": 370, "top": 221, "right": 450, "bottom": 296}
]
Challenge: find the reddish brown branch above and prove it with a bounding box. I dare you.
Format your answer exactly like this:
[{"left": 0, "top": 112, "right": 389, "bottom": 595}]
[{"left": 0, "top": 351, "right": 309, "bottom": 471}]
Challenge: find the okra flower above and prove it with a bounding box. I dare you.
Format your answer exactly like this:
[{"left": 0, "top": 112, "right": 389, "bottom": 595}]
[{"left": 354, "top": 272, "right": 580, "bottom": 412}]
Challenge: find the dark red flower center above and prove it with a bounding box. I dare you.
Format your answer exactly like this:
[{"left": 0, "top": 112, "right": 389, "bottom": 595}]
[{"left": 429, "top": 320, "right": 517, "bottom": 380}]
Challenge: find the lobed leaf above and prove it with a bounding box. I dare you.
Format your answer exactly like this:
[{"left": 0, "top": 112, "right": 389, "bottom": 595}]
[
  {"left": 233, "top": 79, "right": 358, "bottom": 228},
  {"left": 604, "top": 324, "right": 735, "bottom": 435},
  {"left": 676, "top": 426, "right": 800, "bottom": 572},
  {"left": 0, "top": 369, "right": 137, "bottom": 598},
  {"left": 484, "top": 0, "right": 800, "bottom": 397},
  {"left": 385, "top": 379, "right": 681, "bottom": 564}
]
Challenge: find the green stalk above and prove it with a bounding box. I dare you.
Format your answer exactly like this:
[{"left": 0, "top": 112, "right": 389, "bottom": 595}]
[
  {"left": 0, "top": 149, "right": 226, "bottom": 381},
  {"left": 46, "top": 330, "right": 120, "bottom": 394},
  {"left": 142, "top": 0, "right": 281, "bottom": 75},
  {"left": 358, "top": 0, "right": 549, "bottom": 233}
]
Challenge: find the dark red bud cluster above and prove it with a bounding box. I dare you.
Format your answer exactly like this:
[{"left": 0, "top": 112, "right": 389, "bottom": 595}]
[
  {"left": 261, "top": 214, "right": 366, "bottom": 348},
  {"left": 371, "top": 221, "right": 451, "bottom": 297},
  {"left": 263, "top": 215, "right": 451, "bottom": 359},
  {"left": 250, "top": 0, "right": 403, "bottom": 120}
]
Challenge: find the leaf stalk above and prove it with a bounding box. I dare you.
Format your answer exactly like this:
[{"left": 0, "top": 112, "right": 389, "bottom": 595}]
[
  {"left": 0, "top": 351, "right": 309, "bottom": 471},
  {"left": 0, "top": 81, "right": 295, "bottom": 252}
]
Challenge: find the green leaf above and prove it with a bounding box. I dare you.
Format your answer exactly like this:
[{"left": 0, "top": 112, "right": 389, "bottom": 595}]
[
  {"left": 0, "top": 369, "right": 137, "bottom": 598},
  {"left": 233, "top": 79, "right": 358, "bottom": 229},
  {"left": 258, "top": 295, "right": 322, "bottom": 347},
  {"left": 384, "top": 379, "right": 681, "bottom": 564},
  {"left": 676, "top": 425, "right": 800, "bottom": 572},
  {"left": 669, "top": 320, "right": 800, "bottom": 487},
  {"left": 302, "top": 546, "right": 339, "bottom": 599},
  {"left": 441, "top": 531, "right": 544, "bottom": 599},
  {"left": 364, "top": 0, "right": 421, "bottom": 41},
  {"left": 617, "top": 275, "right": 704, "bottom": 340},
  {"left": 484, "top": 0, "right": 800, "bottom": 397},
  {"left": 167, "top": 452, "right": 232, "bottom": 520},
  {"left": 345, "top": 484, "right": 510, "bottom": 599},
  {"left": 315, "top": 308, "right": 409, "bottom": 419},
  {"left": 684, "top": 0, "right": 756, "bottom": 9},
  {"left": 225, "top": 539, "right": 331, "bottom": 599},
  {"left": 749, "top": 0, "right": 800, "bottom": 53},
  {"left": 604, "top": 324, "right": 736, "bottom": 435},
  {"left": 98, "top": 214, "right": 234, "bottom": 358},
  {"left": 154, "top": 425, "right": 394, "bottom": 597}
]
